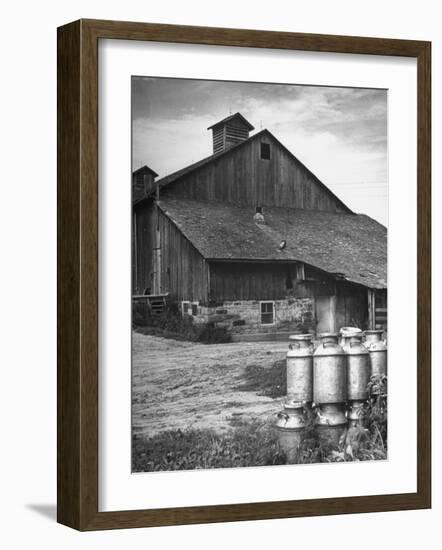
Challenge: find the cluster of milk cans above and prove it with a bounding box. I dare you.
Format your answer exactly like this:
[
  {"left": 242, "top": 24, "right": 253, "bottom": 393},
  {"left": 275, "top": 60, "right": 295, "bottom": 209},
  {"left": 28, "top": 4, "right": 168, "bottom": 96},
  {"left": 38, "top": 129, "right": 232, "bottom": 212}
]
[{"left": 276, "top": 329, "right": 387, "bottom": 458}]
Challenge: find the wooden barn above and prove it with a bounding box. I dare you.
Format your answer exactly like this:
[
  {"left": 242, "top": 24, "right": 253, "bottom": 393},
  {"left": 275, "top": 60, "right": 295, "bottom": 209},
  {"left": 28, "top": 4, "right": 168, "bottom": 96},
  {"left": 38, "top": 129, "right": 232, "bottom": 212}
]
[{"left": 132, "top": 113, "right": 387, "bottom": 338}]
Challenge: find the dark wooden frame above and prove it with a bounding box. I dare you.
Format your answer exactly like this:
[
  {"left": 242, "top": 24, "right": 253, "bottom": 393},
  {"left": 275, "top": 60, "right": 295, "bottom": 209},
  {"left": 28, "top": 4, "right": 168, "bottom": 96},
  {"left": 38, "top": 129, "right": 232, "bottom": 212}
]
[{"left": 57, "top": 19, "right": 431, "bottom": 531}]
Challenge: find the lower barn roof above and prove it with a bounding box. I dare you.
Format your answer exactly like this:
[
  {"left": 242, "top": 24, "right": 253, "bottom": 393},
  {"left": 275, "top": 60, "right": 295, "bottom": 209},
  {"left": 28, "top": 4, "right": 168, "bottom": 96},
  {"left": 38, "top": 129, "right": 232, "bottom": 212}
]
[{"left": 157, "top": 198, "right": 387, "bottom": 289}]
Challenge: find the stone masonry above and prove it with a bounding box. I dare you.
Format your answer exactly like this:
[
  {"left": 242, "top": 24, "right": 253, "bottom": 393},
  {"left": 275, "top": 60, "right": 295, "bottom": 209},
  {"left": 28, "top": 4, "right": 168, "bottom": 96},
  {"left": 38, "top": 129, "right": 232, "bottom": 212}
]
[{"left": 181, "top": 298, "right": 315, "bottom": 335}]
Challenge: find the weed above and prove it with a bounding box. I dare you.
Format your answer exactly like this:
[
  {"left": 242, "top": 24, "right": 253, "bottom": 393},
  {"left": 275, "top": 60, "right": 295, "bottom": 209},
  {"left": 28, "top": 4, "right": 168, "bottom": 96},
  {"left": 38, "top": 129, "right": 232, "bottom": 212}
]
[
  {"left": 235, "top": 360, "right": 286, "bottom": 398},
  {"left": 132, "top": 419, "right": 284, "bottom": 472}
]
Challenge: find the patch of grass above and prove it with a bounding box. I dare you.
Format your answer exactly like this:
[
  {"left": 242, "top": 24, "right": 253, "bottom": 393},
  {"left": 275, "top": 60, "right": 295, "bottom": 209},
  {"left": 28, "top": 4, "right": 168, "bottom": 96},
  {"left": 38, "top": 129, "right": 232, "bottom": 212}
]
[
  {"left": 294, "top": 421, "right": 387, "bottom": 464},
  {"left": 235, "top": 360, "right": 286, "bottom": 398},
  {"left": 133, "top": 375, "right": 388, "bottom": 472},
  {"left": 133, "top": 410, "right": 387, "bottom": 472},
  {"left": 132, "top": 419, "right": 285, "bottom": 472},
  {"left": 224, "top": 401, "right": 245, "bottom": 408}
]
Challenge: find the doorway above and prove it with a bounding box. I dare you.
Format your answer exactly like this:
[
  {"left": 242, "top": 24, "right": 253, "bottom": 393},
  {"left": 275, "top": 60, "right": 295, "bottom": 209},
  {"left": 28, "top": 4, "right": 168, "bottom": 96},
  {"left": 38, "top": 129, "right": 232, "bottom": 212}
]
[{"left": 315, "top": 295, "right": 337, "bottom": 334}]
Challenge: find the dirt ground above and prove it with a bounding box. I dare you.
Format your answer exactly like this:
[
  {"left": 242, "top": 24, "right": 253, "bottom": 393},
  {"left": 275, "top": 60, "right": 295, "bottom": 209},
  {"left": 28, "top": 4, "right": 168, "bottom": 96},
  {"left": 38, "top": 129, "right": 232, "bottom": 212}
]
[{"left": 132, "top": 332, "right": 287, "bottom": 438}]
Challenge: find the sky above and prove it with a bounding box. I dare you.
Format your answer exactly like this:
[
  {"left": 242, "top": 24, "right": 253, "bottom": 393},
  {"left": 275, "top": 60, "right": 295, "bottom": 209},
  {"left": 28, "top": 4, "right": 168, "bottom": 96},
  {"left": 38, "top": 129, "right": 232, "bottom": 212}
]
[{"left": 132, "top": 77, "right": 388, "bottom": 226}]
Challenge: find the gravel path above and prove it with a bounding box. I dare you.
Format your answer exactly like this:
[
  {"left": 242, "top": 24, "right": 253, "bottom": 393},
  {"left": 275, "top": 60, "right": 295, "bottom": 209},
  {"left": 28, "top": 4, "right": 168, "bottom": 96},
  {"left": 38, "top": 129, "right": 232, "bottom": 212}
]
[{"left": 132, "top": 332, "right": 287, "bottom": 437}]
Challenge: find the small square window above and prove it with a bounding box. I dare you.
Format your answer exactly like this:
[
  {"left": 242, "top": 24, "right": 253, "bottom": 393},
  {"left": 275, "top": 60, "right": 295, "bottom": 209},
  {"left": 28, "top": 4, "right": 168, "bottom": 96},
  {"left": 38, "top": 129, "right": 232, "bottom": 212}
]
[
  {"left": 260, "top": 142, "right": 271, "bottom": 160},
  {"left": 260, "top": 301, "right": 274, "bottom": 325}
]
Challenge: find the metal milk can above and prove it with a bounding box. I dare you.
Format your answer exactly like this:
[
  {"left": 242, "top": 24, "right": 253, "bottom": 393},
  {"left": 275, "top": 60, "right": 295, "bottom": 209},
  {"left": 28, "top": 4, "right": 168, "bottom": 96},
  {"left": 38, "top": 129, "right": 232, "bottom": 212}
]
[
  {"left": 286, "top": 334, "right": 313, "bottom": 405},
  {"left": 276, "top": 402, "right": 307, "bottom": 463},
  {"left": 313, "top": 333, "right": 347, "bottom": 405},
  {"left": 342, "top": 334, "right": 370, "bottom": 401},
  {"left": 364, "top": 330, "right": 388, "bottom": 378},
  {"left": 315, "top": 403, "right": 347, "bottom": 446},
  {"left": 339, "top": 326, "right": 362, "bottom": 348},
  {"left": 347, "top": 401, "right": 367, "bottom": 428}
]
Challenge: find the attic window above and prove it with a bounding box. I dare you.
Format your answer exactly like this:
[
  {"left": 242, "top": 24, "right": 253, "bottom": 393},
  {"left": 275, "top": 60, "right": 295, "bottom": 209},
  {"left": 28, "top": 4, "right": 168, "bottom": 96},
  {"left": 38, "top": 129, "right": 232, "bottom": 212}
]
[{"left": 260, "top": 142, "right": 271, "bottom": 160}]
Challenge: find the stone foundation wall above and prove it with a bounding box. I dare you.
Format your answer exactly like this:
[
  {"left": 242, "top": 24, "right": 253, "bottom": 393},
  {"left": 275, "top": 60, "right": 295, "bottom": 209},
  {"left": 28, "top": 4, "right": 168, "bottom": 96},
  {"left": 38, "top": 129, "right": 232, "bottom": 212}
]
[{"left": 181, "top": 298, "right": 315, "bottom": 334}]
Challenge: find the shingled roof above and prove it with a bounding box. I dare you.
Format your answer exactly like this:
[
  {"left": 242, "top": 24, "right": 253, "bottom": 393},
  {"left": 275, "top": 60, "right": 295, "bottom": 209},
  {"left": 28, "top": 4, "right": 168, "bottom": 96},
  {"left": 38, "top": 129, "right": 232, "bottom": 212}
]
[
  {"left": 157, "top": 198, "right": 387, "bottom": 289},
  {"left": 207, "top": 112, "right": 255, "bottom": 131}
]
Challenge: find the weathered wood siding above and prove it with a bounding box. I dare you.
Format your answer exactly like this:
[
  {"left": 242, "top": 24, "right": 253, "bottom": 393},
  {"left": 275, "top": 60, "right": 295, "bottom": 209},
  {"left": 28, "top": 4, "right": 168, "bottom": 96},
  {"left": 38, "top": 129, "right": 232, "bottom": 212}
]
[
  {"left": 305, "top": 266, "right": 369, "bottom": 329},
  {"left": 335, "top": 282, "right": 368, "bottom": 329},
  {"left": 157, "top": 209, "right": 208, "bottom": 301},
  {"left": 133, "top": 170, "right": 156, "bottom": 202},
  {"left": 133, "top": 200, "right": 208, "bottom": 301},
  {"left": 212, "top": 126, "right": 225, "bottom": 155},
  {"left": 162, "top": 132, "right": 348, "bottom": 213},
  {"left": 224, "top": 120, "right": 250, "bottom": 151},
  {"left": 209, "top": 261, "right": 304, "bottom": 301},
  {"left": 133, "top": 202, "right": 156, "bottom": 295},
  {"left": 374, "top": 288, "right": 387, "bottom": 329},
  {"left": 209, "top": 261, "right": 368, "bottom": 328}
]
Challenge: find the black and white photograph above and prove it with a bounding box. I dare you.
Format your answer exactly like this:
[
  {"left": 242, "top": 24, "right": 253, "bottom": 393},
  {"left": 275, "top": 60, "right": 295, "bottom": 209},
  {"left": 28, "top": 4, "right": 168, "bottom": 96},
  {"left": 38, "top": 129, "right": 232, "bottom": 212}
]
[{"left": 131, "top": 77, "right": 388, "bottom": 472}]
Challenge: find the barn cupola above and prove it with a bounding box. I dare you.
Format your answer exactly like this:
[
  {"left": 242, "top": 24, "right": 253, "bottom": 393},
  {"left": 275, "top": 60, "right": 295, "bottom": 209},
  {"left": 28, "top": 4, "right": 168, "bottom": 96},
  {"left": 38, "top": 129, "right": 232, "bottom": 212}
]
[
  {"left": 132, "top": 164, "right": 159, "bottom": 201},
  {"left": 207, "top": 112, "right": 254, "bottom": 155}
]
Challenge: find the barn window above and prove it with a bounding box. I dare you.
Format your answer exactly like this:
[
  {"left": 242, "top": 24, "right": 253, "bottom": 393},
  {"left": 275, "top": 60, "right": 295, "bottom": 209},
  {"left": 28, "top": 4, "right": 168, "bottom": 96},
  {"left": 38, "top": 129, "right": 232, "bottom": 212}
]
[
  {"left": 260, "top": 142, "right": 271, "bottom": 160},
  {"left": 260, "top": 301, "right": 274, "bottom": 325}
]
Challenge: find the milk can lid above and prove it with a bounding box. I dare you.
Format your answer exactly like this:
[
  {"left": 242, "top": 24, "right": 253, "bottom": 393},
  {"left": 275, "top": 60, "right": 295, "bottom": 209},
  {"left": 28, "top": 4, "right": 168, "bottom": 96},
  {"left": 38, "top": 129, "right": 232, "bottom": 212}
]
[
  {"left": 289, "top": 333, "right": 313, "bottom": 341},
  {"left": 318, "top": 332, "right": 338, "bottom": 338},
  {"left": 283, "top": 400, "right": 304, "bottom": 410},
  {"left": 339, "top": 326, "right": 362, "bottom": 335}
]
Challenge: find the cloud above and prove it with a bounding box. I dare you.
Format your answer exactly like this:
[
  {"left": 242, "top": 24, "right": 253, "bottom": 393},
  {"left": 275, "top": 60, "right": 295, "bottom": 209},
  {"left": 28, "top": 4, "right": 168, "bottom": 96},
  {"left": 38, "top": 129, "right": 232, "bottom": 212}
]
[{"left": 132, "top": 77, "right": 388, "bottom": 225}]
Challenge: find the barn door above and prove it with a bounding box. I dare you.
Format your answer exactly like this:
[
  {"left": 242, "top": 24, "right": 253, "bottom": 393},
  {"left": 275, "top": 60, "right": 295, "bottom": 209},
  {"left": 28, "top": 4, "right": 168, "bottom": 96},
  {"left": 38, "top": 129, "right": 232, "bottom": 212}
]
[{"left": 315, "top": 296, "right": 337, "bottom": 334}]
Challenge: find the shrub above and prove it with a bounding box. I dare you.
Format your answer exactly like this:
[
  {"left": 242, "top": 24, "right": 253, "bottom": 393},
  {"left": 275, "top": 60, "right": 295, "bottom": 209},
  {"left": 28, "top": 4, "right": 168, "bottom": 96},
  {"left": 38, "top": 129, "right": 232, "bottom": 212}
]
[
  {"left": 196, "top": 324, "right": 231, "bottom": 344},
  {"left": 298, "top": 374, "right": 388, "bottom": 464},
  {"left": 132, "top": 300, "right": 153, "bottom": 326},
  {"left": 133, "top": 300, "right": 231, "bottom": 344}
]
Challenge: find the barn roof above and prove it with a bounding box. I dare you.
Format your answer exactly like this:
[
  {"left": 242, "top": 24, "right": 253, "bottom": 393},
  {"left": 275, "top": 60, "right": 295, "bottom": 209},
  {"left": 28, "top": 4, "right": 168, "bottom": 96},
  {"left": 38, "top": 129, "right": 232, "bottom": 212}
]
[
  {"left": 133, "top": 164, "right": 159, "bottom": 178},
  {"left": 157, "top": 198, "right": 387, "bottom": 289},
  {"left": 207, "top": 112, "right": 255, "bottom": 131},
  {"left": 154, "top": 129, "right": 352, "bottom": 214}
]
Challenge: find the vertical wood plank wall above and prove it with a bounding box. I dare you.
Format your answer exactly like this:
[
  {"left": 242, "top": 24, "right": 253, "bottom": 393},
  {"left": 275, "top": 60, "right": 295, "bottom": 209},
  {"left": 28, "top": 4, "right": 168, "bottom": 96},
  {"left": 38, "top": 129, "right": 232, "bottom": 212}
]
[
  {"left": 133, "top": 202, "right": 156, "bottom": 294},
  {"left": 132, "top": 171, "right": 156, "bottom": 202},
  {"left": 162, "top": 132, "right": 349, "bottom": 213},
  {"left": 335, "top": 282, "right": 369, "bottom": 329},
  {"left": 209, "top": 262, "right": 299, "bottom": 301},
  {"left": 157, "top": 209, "right": 208, "bottom": 301},
  {"left": 133, "top": 200, "right": 208, "bottom": 301}
]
